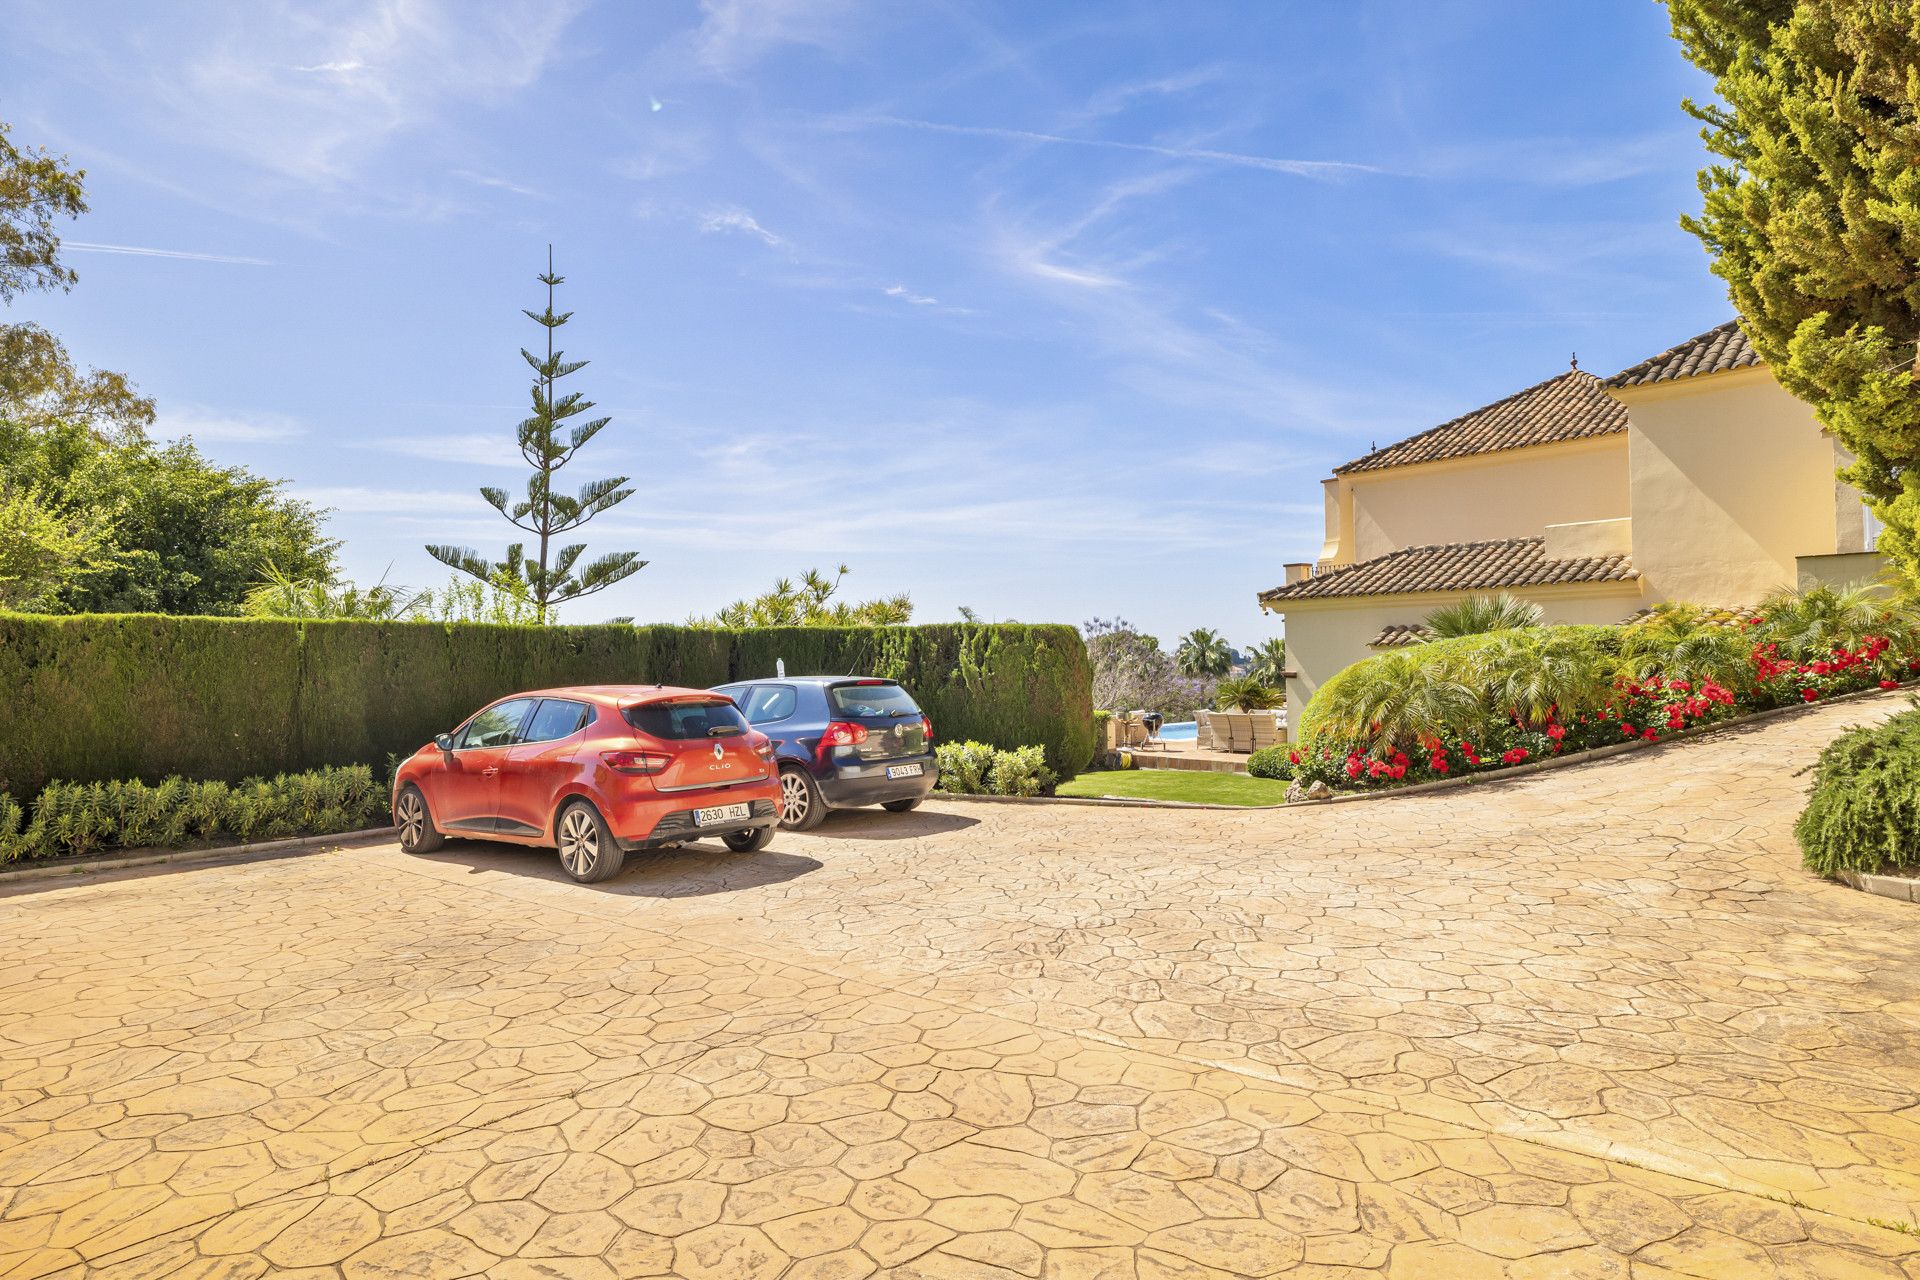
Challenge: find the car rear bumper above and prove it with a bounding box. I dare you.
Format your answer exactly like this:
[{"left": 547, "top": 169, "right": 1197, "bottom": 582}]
[
  {"left": 818, "top": 754, "right": 938, "bottom": 809},
  {"left": 607, "top": 782, "right": 781, "bottom": 849}
]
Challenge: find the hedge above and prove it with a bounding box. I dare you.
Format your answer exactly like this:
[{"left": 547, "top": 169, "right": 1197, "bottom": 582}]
[
  {"left": 0, "top": 614, "right": 1094, "bottom": 796},
  {"left": 1795, "top": 705, "right": 1920, "bottom": 879}
]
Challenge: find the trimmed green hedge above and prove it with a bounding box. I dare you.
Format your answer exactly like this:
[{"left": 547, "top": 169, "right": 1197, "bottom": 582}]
[
  {"left": 0, "top": 614, "right": 1093, "bottom": 796},
  {"left": 1796, "top": 706, "right": 1920, "bottom": 879}
]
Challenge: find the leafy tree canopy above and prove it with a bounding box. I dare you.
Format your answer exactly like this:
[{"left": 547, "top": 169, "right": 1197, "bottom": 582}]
[
  {"left": 1666, "top": 0, "right": 1920, "bottom": 584},
  {"left": 1174, "top": 626, "right": 1234, "bottom": 678},
  {"left": 0, "top": 120, "right": 85, "bottom": 303},
  {"left": 1246, "top": 636, "right": 1288, "bottom": 684},
  {"left": 693, "top": 565, "right": 912, "bottom": 628},
  {"left": 0, "top": 416, "right": 336, "bottom": 615},
  {"left": 0, "top": 321, "right": 155, "bottom": 440}
]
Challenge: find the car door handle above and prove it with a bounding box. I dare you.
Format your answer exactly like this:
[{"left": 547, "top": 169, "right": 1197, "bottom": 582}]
[{"left": 481, "top": 766, "right": 499, "bottom": 777}]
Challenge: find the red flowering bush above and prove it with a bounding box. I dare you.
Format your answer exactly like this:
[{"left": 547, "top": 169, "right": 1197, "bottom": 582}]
[{"left": 1289, "top": 586, "right": 1920, "bottom": 796}]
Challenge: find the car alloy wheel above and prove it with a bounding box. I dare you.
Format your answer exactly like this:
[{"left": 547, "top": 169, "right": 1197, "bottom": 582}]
[
  {"left": 779, "top": 771, "right": 811, "bottom": 826},
  {"left": 558, "top": 807, "right": 600, "bottom": 879},
  {"left": 396, "top": 785, "right": 442, "bottom": 854}
]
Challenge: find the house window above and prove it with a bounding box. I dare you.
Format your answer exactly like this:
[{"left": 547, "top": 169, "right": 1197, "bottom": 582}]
[{"left": 1865, "top": 504, "right": 1883, "bottom": 552}]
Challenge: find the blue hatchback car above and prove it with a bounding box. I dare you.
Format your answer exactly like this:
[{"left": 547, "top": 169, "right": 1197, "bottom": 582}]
[{"left": 709, "top": 675, "right": 936, "bottom": 830}]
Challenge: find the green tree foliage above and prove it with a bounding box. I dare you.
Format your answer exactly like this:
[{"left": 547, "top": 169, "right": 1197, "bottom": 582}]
[
  {"left": 0, "top": 321, "right": 155, "bottom": 440},
  {"left": 0, "top": 120, "right": 86, "bottom": 303},
  {"left": 0, "top": 417, "right": 336, "bottom": 615},
  {"left": 1422, "top": 591, "right": 1544, "bottom": 639},
  {"left": 429, "top": 248, "right": 645, "bottom": 621},
  {"left": 693, "top": 565, "right": 912, "bottom": 627},
  {"left": 1246, "top": 636, "right": 1288, "bottom": 684},
  {"left": 1174, "top": 626, "right": 1233, "bottom": 677},
  {"left": 241, "top": 564, "right": 420, "bottom": 621},
  {"left": 1083, "top": 617, "right": 1207, "bottom": 715},
  {"left": 0, "top": 484, "right": 115, "bottom": 610},
  {"left": 1665, "top": 0, "right": 1920, "bottom": 585}
]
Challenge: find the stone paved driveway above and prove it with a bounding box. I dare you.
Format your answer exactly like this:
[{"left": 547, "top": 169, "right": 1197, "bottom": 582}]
[{"left": 3, "top": 692, "right": 1919, "bottom": 1279}]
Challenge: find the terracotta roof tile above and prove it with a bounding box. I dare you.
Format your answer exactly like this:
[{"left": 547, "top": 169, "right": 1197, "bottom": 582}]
[
  {"left": 1334, "top": 370, "right": 1625, "bottom": 474},
  {"left": 1368, "top": 623, "right": 1432, "bottom": 648},
  {"left": 1606, "top": 320, "right": 1760, "bottom": 388},
  {"left": 1259, "top": 536, "right": 1637, "bottom": 605}
]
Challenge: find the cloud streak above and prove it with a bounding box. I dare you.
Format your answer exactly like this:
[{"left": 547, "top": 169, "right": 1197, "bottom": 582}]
[
  {"left": 63, "top": 241, "right": 273, "bottom": 265},
  {"left": 828, "top": 114, "right": 1381, "bottom": 179}
]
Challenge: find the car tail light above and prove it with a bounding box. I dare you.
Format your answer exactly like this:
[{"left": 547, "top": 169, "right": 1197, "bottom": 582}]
[
  {"left": 601, "top": 749, "right": 671, "bottom": 775},
  {"left": 816, "top": 721, "right": 868, "bottom": 763},
  {"left": 751, "top": 734, "right": 775, "bottom": 761},
  {"left": 920, "top": 714, "right": 934, "bottom": 744}
]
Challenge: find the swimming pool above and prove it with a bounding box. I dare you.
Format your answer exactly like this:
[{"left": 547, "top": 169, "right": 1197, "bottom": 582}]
[{"left": 1159, "top": 721, "right": 1197, "bottom": 741}]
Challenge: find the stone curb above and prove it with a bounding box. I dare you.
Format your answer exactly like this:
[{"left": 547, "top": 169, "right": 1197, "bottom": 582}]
[
  {"left": 1839, "top": 870, "right": 1920, "bottom": 904},
  {"left": 0, "top": 826, "right": 397, "bottom": 884},
  {"left": 938, "top": 681, "right": 1916, "bottom": 813}
]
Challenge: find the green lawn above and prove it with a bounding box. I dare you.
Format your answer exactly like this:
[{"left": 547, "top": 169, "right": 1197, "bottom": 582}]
[{"left": 1056, "top": 768, "right": 1291, "bottom": 807}]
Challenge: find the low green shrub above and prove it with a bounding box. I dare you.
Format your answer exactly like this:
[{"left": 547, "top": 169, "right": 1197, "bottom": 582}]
[
  {"left": 1796, "top": 706, "right": 1920, "bottom": 878},
  {"left": 988, "top": 745, "right": 1056, "bottom": 797},
  {"left": 1247, "top": 746, "right": 1293, "bottom": 780},
  {"left": 935, "top": 740, "right": 1057, "bottom": 796},
  {"left": 935, "top": 741, "right": 997, "bottom": 794},
  {"left": 0, "top": 765, "right": 386, "bottom": 864}
]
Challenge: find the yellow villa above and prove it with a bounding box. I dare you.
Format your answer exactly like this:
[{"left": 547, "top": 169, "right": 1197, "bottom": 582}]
[{"left": 1258, "top": 321, "right": 1886, "bottom": 731}]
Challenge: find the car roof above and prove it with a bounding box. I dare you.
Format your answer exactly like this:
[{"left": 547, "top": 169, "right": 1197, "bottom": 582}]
[
  {"left": 509, "top": 685, "right": 731, "bottom": 706},
  {"left": 717, "top": 675, "right": 898, "bottom": 687}
]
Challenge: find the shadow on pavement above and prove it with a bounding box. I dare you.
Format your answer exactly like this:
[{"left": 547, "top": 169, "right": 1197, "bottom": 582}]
[
  {"left": 808, "top": 807, "right": 979, "bottom": 839},
  {"left": 427, "top": 838, "right": 823, "bottom": 899}
]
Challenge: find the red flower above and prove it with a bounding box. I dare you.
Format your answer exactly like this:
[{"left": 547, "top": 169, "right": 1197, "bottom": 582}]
[
  {"left": 1801, "top": 688, "right": 1819, "bottom": 702},
  {"left": 1811, "top": 661, "right": 1832, "bottom": 676},
  {"left": 1621, "top": 723, "right": 1637, "bottom": 737},
  {"left": 1643, "top": 728, "right": 1660, "bottom": 741},
  {"left": 1880, "top": 680, "right": 1899, "bottom": 691},
  {"left": 1546, "top": 723, "right": 1566, "bottom": 741},
  {"left": 1500, "top": 747, "right": 1529, "bottom": 765},
  {"left": 1344, "top": 753, "right": 1363, "bottom": 779},
  {"left": 1288, "top": 750, "right": 1301, "bottom": 765},
  {"left": 1429, "top": 754, "right": 1450, "bottom": 774}
]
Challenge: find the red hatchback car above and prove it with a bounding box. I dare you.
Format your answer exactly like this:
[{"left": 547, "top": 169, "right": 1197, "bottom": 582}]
[{"left": 391, "top": 685, "right": 781, "bottom": 883}]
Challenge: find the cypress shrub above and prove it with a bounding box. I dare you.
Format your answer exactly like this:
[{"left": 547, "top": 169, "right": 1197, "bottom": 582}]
[
  {"left": 1795, "top": 706, "right": 1920, "bottom": 879},
  {"left": 0, "top": 614, "right": 1092, "bottom": 797}
]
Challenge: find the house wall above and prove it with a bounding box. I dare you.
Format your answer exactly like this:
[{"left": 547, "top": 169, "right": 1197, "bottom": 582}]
[
  {"left": 1331, "top": 436, "right": 1630, "bottom": 565},
  {"left": 1621, "top": 366, "right": 1868, "bottom": 606}
]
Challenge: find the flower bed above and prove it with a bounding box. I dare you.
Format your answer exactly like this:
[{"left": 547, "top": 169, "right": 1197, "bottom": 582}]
[{"left": 1276, "top": 589, "right": 1920, "bottom": 796}]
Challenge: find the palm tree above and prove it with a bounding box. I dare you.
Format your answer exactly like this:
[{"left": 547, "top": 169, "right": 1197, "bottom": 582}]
[
  {"left": 1756, "top": 580, "right": 1917, "bottom": 660},
  {"left": 1174, "top": 627, "right": 1233, "bottom": 677},
  {"left": 1246, "top": 637, "right": 1288, "bottom": 684},
  {"left": 1423, "top": 592, "right": 1544, "bottom": 639}
]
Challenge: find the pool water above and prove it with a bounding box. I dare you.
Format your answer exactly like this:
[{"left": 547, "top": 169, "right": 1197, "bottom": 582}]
[{"left": 1159, "top": 721, "right": 1197, "bottom": 741}]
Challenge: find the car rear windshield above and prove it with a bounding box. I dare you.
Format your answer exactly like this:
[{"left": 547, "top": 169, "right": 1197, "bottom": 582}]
[
  {"left": 622, "top": 699, "right": 750, "bottom": 739},
  {"left": 829, "top": 681, "right": 922, "bottom": 717}
]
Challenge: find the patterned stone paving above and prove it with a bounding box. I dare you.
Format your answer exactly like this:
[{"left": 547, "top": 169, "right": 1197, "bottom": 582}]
[{"left": 1, "top": 691, "right": 1918, "bottom": 1277}]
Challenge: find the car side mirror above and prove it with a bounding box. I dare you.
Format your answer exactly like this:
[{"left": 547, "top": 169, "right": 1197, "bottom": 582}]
[{"left": 434, "top": 733, "right": 454, "bottom": 754}]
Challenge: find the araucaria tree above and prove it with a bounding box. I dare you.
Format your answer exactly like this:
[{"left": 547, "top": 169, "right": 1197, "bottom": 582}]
[
  {"left": 1665, "top": 0, "right": 1920, "bottom": 586},
  {"left": 428, "top": 248, "right": 645, "bottom": 621}
]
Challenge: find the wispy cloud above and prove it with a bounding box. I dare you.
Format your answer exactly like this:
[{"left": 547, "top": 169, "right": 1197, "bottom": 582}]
[
  {"left": 826, "top": 114, "right": 1380, "bottom": 179},
  {"left": 692, "top": 0, "right": 860, "bottom": 73},
  {"left": 451, "top": 169, "right": 545, "bottom": 198},
  {"left": 700, "top": 207, "right": 788, "bottom": 247},
  {"left": 298, "top": 485, "right": 481, "bottom": 513},
  {"left": 884, "top": 284, "right": 938, "bottom": 306},
  {"left": 63, "top": 241, "right": 272, "bottom": 266},
  {"left": 154, "top": 405, "right": 304, "bottom": 442},
  {"left": 361, "top": 433, "right": 527, "bottom": 468}
]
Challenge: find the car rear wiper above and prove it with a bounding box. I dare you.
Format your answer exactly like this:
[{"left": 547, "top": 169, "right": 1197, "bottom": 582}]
[{"left": 707, "top": 726, "right": 744, "bottom": 736}]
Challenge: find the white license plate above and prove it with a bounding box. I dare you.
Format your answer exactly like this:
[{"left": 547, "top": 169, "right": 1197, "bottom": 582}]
[
  {"left": 694, "top": 802, "right": 752, "bottom": 827},
  {"left": 885, "top": 763, "right": 924, "bottom": 779}
]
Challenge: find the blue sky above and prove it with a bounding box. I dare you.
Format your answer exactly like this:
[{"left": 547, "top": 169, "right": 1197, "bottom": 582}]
[{"left": 5, "top": 1, "right": 1726, "bottom": 644}]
